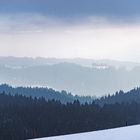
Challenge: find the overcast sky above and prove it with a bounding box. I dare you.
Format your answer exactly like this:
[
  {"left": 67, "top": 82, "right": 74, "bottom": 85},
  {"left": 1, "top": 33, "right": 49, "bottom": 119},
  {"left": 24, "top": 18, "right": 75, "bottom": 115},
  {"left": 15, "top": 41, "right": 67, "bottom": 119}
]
[{"left": 1, "top": 0, "right": 140, "bottom": 62}]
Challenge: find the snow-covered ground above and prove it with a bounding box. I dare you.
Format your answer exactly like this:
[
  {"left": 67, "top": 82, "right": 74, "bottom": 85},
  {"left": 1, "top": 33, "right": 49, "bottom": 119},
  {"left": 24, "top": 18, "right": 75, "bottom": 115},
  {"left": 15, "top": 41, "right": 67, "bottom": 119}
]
[{"left": 34, "top": 125, "right": 140, "bottom": 140}]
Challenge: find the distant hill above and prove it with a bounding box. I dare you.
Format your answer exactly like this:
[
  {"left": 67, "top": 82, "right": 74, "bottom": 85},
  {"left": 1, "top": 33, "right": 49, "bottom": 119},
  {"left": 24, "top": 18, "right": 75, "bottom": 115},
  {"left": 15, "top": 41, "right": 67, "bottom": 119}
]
[
  {"left": 1, "top": 84, "right": 140, "bottom": 106},
  {"left": 0, "top": 56, "right": 139, "bottom": 69},
  {"left": 0, "top": 84, "right": 93, "bottom": 104},
  {"left": 95, "top": 88, "right": 140, "bottom": 106},
  {"left": 0, "top": 57, "right": 140, "bottom": 96}
]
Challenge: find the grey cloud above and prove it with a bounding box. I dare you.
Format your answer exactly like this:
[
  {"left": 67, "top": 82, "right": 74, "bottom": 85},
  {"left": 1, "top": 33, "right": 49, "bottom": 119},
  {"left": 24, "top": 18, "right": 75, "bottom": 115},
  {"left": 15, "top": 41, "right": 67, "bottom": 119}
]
[{"left": 0, "top": 0, "right": 140, "bottom": 19}]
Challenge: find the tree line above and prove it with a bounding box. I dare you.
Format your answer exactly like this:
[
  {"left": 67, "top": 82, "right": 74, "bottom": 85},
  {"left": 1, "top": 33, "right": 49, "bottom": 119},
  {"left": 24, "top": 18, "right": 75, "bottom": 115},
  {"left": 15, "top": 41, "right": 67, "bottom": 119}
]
[
  {"left": 2, "top": 84, "right": 140, "bottom": 106},
  {"left": 0, "top": 84, "right": 93, "bottom": 104},
  {"left": 0, "top": 92, "right": 140, "bottom": 140}
]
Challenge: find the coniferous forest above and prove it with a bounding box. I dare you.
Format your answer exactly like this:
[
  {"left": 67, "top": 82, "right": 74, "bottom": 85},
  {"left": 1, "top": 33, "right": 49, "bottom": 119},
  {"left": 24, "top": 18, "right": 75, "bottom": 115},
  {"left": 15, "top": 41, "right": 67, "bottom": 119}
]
[{"left": 1, "top": 91, "right": 140, "bottom": 140}]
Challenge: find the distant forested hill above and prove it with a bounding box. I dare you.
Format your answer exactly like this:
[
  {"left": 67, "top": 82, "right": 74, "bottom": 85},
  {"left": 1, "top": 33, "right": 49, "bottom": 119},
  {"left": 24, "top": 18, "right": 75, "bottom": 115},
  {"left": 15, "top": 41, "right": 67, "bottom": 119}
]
[
  {"left": 1, "top": 84, "right": 140, "bottom": 106},
  {"left": 0, "top": 84, "right": 93, "bottom": 104},
  {"left": 95, "top": 88, "right": 140, "bottom": 106}
]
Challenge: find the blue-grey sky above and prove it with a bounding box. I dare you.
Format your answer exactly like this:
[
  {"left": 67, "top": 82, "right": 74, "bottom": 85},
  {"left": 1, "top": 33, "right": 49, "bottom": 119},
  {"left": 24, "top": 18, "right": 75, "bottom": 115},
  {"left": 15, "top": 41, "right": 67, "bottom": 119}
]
[
  {"left": 0, "top": 0, "right": 140, "bottom": 62},
  {"left": 0, "top": 0, "right": 140, "bottom": 18}
]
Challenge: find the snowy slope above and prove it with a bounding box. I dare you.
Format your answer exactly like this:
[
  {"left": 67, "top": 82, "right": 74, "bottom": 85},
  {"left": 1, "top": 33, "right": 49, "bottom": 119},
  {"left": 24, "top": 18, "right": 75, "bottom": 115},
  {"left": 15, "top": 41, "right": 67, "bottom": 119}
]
[{"left": 34, "top": 125, "right": 140, "bottom": 140}]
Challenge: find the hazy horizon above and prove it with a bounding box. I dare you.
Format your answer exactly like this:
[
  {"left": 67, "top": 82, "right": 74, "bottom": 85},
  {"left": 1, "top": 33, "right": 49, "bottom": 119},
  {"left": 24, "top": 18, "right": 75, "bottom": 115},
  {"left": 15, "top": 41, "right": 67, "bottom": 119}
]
[{"left": 0, "top": 56, "right": 140, "bottom": 64}]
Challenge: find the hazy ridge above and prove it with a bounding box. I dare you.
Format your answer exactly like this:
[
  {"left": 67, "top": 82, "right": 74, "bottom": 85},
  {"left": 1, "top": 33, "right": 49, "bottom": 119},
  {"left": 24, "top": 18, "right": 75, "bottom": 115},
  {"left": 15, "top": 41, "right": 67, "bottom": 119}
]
[{"left": 0, "top": 57, "right": 140, "bottom": 96}]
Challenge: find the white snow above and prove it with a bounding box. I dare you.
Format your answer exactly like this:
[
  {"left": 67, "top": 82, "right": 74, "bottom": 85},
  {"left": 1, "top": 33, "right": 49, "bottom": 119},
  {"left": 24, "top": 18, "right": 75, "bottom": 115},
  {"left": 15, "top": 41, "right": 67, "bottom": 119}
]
[{"left": 33, "top": 125, "right": 140, "bottom": 140}]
